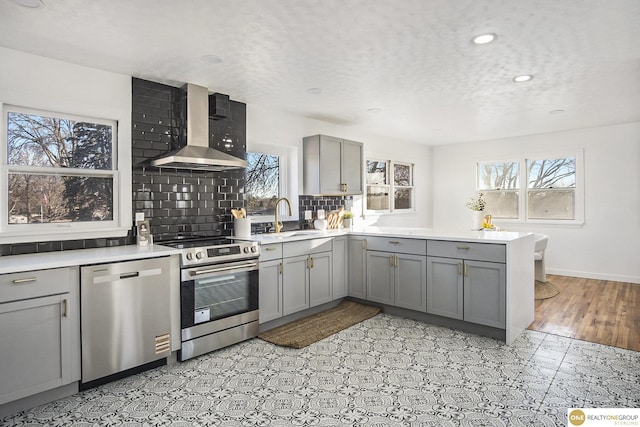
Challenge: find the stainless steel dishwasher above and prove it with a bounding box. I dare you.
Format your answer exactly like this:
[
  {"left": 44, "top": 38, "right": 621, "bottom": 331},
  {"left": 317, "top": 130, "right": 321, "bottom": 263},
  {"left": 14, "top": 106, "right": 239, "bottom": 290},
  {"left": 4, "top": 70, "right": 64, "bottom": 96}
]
[{"left": 80, "top": 257, "right": 172, "bottom": 388}]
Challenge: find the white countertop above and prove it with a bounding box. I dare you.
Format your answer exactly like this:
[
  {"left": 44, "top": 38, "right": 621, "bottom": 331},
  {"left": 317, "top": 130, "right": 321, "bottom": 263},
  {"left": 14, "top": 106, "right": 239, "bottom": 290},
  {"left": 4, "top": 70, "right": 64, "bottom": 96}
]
[
  {"left": 0, "top": 244, "right": 181, "bottom": 275},
  {"left": 0, "top": 227, "right": 531, "bottom": 275},
  {"left": 245, "top": 226, "right": 531, "bottom": 244}
]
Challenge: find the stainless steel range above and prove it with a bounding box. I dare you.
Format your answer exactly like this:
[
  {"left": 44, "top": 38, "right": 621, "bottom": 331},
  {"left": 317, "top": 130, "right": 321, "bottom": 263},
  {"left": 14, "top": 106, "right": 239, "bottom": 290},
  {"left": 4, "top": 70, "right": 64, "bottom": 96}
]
[{"left": 159, "top": 237, "right": 260, "bottom": 361}]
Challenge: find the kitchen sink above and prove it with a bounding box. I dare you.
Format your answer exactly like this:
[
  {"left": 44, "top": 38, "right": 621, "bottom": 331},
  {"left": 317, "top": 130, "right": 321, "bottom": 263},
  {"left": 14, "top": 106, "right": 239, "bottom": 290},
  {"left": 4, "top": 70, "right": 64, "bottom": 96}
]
[{"left": 259, "top": 230, "right": 326, "bottom": 240}]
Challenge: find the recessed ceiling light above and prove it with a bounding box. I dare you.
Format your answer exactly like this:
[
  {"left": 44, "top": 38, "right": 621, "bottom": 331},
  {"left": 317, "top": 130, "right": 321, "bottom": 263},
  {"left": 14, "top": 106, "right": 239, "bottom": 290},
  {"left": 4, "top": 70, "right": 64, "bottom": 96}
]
[
  {"left": 306, "top": 88, "right": 323, "bottom": 95},
  {"left": 9, "top": 0, "right": 44, "bottom": 7},
  {"left": 367, "top": 108, "right": 382, "bottom": 114},
  {"left": 513, "top": 75, "right": 533, "bottom": 83},
  {"left": 472, "top": 33, "right": 497, "bottom": 45},
  {"left": 201, "top": 55, "right": 223, "bottom": 64},
  {"left": 549, "top": 109, "right": 565, "bottom": 114}
]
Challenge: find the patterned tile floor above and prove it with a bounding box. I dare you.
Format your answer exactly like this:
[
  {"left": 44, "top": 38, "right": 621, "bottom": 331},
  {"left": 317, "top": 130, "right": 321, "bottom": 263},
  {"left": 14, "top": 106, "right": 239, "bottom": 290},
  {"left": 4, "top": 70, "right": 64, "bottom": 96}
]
[{"left": 2, "top": 313, "right": 639, "bottom": 426}]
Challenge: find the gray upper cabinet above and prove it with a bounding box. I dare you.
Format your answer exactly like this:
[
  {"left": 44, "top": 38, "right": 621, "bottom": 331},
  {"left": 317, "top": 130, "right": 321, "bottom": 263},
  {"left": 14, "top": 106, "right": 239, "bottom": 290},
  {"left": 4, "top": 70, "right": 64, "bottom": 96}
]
[{"left": 303, "top": 135, "right": 363, "bottom": 195}]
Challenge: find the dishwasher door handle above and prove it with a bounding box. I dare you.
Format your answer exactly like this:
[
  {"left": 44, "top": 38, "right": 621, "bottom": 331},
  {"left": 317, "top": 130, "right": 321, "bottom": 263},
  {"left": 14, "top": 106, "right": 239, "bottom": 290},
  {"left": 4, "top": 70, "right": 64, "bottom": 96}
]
[{"left": 120, "top": 272, "right": 139, "bottom": 280}]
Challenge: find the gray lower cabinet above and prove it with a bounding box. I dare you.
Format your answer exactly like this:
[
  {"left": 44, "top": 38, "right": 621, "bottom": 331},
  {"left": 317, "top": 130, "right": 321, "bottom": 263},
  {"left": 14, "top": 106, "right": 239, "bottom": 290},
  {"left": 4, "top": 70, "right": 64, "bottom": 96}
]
[
  {"left": 332, "top": 236, "right": 347, "bottom": 299},
  {"left": 347, "top": 235, "right": 367, "bottom": 299},
  {"left": 427, "top": 240, "right": 506, "bottom": 328},
  {"left": 463, "top": 260, "right": 506, "bottom": 328},
  {"left": 366, "top": 250, "right": 427, "bottom": 311},
  {"left": 258, "top": 259, "right": 283, "bottom": 323},
  {"left": 282, "top": 255, "right": 310, "bottom": 315},
  {"left": 426, "top": 257, "right": 464, "bottom": 320},
  {"left": 0, "top": 267, "right": 79, "bottom": 405},
  {"left": 260, "top": 238, "right": 334, "bottom": 321}
]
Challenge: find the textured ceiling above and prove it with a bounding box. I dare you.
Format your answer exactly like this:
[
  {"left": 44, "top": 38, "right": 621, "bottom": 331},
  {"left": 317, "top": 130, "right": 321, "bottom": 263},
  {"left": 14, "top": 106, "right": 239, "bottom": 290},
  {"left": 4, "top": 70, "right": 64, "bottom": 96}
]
[{"left": 0, "top": 0, "right": 639, "bottom": 145}]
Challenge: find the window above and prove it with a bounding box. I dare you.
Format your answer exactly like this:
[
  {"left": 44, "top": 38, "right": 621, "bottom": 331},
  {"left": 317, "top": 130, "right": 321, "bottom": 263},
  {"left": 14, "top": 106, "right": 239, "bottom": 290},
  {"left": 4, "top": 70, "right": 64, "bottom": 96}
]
[
  {"left": 3, "top": 105, "right": 119, "bottom": 237},
  {"left": 366, "top": 160, "right": 414, "bottom": 213},
  {"left": 527, "top": 157, "right": 576, "bottom": 220},
  {"left": 245, "top": 144, "right": 297, "bottom": 221},
  {"left": 246, "top": 152, "right": 279, "bottom": 216},
  {"left": 476, "top": 152, "right": 582, "bottom": 223},
  {"left": 477, "top": 161, "right": 520, "bottom": 219}
]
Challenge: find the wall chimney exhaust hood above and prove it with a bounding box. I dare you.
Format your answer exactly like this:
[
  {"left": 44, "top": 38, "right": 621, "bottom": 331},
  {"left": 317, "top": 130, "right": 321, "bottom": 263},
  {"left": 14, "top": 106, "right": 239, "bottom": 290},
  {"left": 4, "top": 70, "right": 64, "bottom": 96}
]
[{"left": 150, "top": 83, "right": 247, "bottom": 171}]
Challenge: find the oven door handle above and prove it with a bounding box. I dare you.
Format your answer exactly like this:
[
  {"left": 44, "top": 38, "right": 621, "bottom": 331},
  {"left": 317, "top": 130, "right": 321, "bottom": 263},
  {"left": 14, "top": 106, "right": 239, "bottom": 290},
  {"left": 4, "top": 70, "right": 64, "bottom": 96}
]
[{"left": 189, "top": 262, "right": 258, "bottom": 276}]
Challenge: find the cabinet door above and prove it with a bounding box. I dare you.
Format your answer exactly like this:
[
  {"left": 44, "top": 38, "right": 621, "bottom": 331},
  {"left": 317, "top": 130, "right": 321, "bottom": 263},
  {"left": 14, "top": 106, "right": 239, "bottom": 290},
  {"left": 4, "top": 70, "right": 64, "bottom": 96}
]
[
  {"left": 395, "top": 254, "right": 427, "bottom": 312},
  {"left": 463, "top": 260, "right": 506, "bottom": 328},
  {"left": 319, "top": 135, "right": 343, "bottom": 194},
  {"left": 427, "top": 257, "right": 464, "bottom": 320},
  {"left": 0, "top": 294, "right": 71, "bottom": 405},
  {"left": 309, "top": 252, "right": 333, "bottom": 308},
  {"left": 259, "top": 259, "right": 283, "bottom": 323},
  {"left": 341, "top": 139, "right": 363, "bottom": 194},
  {"left": 366, "top": 251, "right": 395, "bottom": 305},
  {"left": 348, "top": 236, "right": 367, "bottom": 299},
  {"left": 332, "top": 237, "right": 348, "bottom": 299},
  {"left": 282, "top": 255, "right": 310, "bottom": 316}
]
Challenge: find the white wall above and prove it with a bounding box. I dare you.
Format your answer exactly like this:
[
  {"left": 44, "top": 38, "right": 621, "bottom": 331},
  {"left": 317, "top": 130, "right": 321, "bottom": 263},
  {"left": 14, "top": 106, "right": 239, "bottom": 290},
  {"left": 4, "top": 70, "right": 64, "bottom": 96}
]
[
  {"left": 433, "top": 122, "right": 640, "bottom": 283},
  {"left": 0, "top": 47, "right": 132, "bottom": 242},
  {"left": 247, "top": 103, "right": 433, "bottom": 229}
]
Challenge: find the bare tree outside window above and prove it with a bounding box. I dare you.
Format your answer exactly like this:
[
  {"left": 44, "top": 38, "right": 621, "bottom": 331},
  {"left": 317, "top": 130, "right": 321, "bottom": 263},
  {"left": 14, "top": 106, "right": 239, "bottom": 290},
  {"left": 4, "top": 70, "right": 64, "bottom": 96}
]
[
  {"left": 478, "top": 161, "right": 520, "bottom": 218},
  {"left": 6, "top": 109, "right": 115, "bottom": 224},
  {"left": 246, "top": 152, "right": 279, "bottom": 216},
  {"left": 527, "top": 158, "right": 576, "bottom": 219}
]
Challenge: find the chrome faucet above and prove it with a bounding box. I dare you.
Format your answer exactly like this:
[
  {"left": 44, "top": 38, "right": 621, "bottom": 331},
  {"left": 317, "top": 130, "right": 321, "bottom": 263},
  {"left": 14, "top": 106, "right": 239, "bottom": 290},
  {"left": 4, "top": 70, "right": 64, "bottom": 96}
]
[{"left": 273, "top": 197, "right": 292, "bottom": 233}]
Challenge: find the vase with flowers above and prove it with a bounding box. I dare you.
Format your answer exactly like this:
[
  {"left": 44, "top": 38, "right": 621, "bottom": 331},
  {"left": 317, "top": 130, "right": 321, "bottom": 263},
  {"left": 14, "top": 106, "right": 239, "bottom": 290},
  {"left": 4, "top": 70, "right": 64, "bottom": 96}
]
[{"left": 466, "top": 192, "right": 486, "bottom": 230}]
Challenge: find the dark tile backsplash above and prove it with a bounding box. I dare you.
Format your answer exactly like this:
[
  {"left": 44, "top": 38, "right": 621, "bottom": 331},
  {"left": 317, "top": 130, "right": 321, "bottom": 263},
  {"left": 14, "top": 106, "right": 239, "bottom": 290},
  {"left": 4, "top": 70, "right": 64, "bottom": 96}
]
[{"left": 0, "top": 78, "right": 247, "bottom": 255}]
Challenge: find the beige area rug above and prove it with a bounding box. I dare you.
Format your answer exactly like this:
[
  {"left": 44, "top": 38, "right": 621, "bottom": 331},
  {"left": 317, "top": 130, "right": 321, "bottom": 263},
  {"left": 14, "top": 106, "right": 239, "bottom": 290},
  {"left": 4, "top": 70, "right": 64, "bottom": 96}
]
[
  {"left": 535, "top": 280, "right": 560, "bottom": 300},
  {"left": 258, "top": 300, "right": 382, "bottom": 349}
]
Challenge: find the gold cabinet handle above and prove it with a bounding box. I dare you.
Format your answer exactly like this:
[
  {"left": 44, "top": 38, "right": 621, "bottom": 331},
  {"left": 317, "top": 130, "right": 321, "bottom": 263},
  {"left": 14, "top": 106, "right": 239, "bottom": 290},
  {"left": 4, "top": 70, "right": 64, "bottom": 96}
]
[
  {"left": 344, "top": 183, "right": 348, "bottom": 192},
  {"left": 389, "top": 255, "right": 395, "bottom": 267},
  {"left": 265, "top": 247, "right": 276, "bottom": 251},
  {"left": 12, "top": 277, "right": 37, "bottom": 284},
  {"left": 464, "top": 263, "right": 469, "bottom": 276},
  {"left": 310, "top": 257, "right": 314, "bottom": 268},
  {"left": 389, "top": 241, "right": 400, "bottom": 245},
  {"left": 457, "top": 262, "right": 462, "bottom": 276},
  {"left": 395, "top": 255, "right": 399, "bottom": 267},
  {"left": 456, "top": 245, "right": 470, "bottom": 250},
  {"left": 361, "top": 240, "right": 366, "bottom": 250},
  {"left": 278, "top": 262, "right": 283, "bottom": 274},
  {"left": 62, "top": 299, "right": 68, "bottom": 317}
]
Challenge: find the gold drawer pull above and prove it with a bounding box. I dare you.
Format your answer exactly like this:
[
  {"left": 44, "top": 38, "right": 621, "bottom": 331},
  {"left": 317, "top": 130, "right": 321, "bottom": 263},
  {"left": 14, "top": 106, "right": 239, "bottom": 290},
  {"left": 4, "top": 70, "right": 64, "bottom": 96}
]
[
  {"left": 265, "top": 247, "right": 276, "bottom": 251},
  {"left": 389, "top": 241, "right": 400, "bottom": 244},
  {"left": 12, "top": 277, "right": 38, "bottom": 284},
  {"left": 456, "top": 245, "right": 470, "bottom": 250}
]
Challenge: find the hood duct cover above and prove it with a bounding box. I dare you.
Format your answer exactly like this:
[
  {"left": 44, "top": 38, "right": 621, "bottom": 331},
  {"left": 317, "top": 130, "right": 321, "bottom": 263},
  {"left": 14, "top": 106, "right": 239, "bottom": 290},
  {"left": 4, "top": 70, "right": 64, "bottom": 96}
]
[{"left": 150, "top": 83, "right": 247, "bottom": 171}]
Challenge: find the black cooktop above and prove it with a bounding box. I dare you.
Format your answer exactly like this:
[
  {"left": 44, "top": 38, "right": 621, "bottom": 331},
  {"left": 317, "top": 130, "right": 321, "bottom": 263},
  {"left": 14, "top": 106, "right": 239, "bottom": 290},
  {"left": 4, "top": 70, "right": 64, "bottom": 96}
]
[{"left": 155, "top": 235, "right": 232, "bottom": 249}]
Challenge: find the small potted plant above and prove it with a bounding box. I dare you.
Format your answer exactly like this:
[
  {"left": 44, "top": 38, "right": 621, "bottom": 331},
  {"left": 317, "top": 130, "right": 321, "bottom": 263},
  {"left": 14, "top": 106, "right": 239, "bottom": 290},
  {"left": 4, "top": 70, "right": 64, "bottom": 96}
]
[
  {"left": 466, "top": 193, "right": 486, "bottom": 230},
  {"left": 342, "top": 211, "right": 354, "bottom": 228}
]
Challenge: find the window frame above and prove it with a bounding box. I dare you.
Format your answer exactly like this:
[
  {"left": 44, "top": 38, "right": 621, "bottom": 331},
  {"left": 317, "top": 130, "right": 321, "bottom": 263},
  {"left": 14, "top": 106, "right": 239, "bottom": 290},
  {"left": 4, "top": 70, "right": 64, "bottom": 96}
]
[
  {"left": 365, "top": 159, "right": 416, "bottom": 214},
  {"left": 245, "top": 143, "right": 299, "bottom": 224},
  {"left": 1, "top": 104, "right": 126, "bottom": 243},
  {"left": 476, "top": 149, "right": 584, "bottom": 226}
]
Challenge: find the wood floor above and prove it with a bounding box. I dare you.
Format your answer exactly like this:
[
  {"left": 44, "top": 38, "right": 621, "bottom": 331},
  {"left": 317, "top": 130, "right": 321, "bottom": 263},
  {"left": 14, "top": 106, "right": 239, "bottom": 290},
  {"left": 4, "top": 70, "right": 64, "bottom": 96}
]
[{"left": 528, "top": 274, "right": 640, "bottom": 351}]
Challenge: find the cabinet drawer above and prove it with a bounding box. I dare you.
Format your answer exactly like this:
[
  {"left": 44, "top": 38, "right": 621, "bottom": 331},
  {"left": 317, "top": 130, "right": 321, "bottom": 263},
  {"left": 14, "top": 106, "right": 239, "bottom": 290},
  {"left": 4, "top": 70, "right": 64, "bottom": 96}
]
[
  {"left": 283, "top": 238, "right": 333, "bottom": 258},
  {"left": 366, "top": 236, "right": 426, "bottom": 255},
  {"left": 427, "top": 240, "right": 506, "bottom": 263},
  {"left": 260, "top": 243, "right": 283, "bottom": 261},
  {"left": 0, "top": 267, "right": 77, "bottom": 303}
]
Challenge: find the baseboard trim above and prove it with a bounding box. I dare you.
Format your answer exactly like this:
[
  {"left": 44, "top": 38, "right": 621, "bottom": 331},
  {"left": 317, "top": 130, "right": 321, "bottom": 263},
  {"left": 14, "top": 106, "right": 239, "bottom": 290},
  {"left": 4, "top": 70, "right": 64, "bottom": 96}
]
[{"left": 547, "top": 269, "right": 640, "bottom": 284}]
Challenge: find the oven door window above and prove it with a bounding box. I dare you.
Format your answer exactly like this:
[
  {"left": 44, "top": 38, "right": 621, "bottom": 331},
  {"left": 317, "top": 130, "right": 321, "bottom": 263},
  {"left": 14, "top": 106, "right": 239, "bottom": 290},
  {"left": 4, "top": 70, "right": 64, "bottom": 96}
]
[{"left": 182, "top": 268, "right": 258, "bottom": 328}]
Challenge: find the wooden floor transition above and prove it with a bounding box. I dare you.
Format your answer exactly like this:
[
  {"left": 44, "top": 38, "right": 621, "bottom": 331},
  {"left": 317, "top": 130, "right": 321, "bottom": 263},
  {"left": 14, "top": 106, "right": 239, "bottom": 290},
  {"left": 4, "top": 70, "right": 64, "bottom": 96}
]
[{"left": 528, "top": 274, "right": 640, "bottom": 352}]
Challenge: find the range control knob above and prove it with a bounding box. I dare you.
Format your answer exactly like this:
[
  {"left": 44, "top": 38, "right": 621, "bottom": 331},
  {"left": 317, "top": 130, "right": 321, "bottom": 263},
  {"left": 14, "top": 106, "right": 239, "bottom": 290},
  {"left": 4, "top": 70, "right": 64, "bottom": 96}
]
[
  {"left": 195, "top": 251, "right": 204, "bottom": 260},
  {"left": 250, "top": 246, "right": 258, "bottom": 253},
  {"left": 243, "top": 246, "right": 250, "bottom": 254},
  {"left": 185, "top": 252, "right": 194, "bottom": 261}
]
